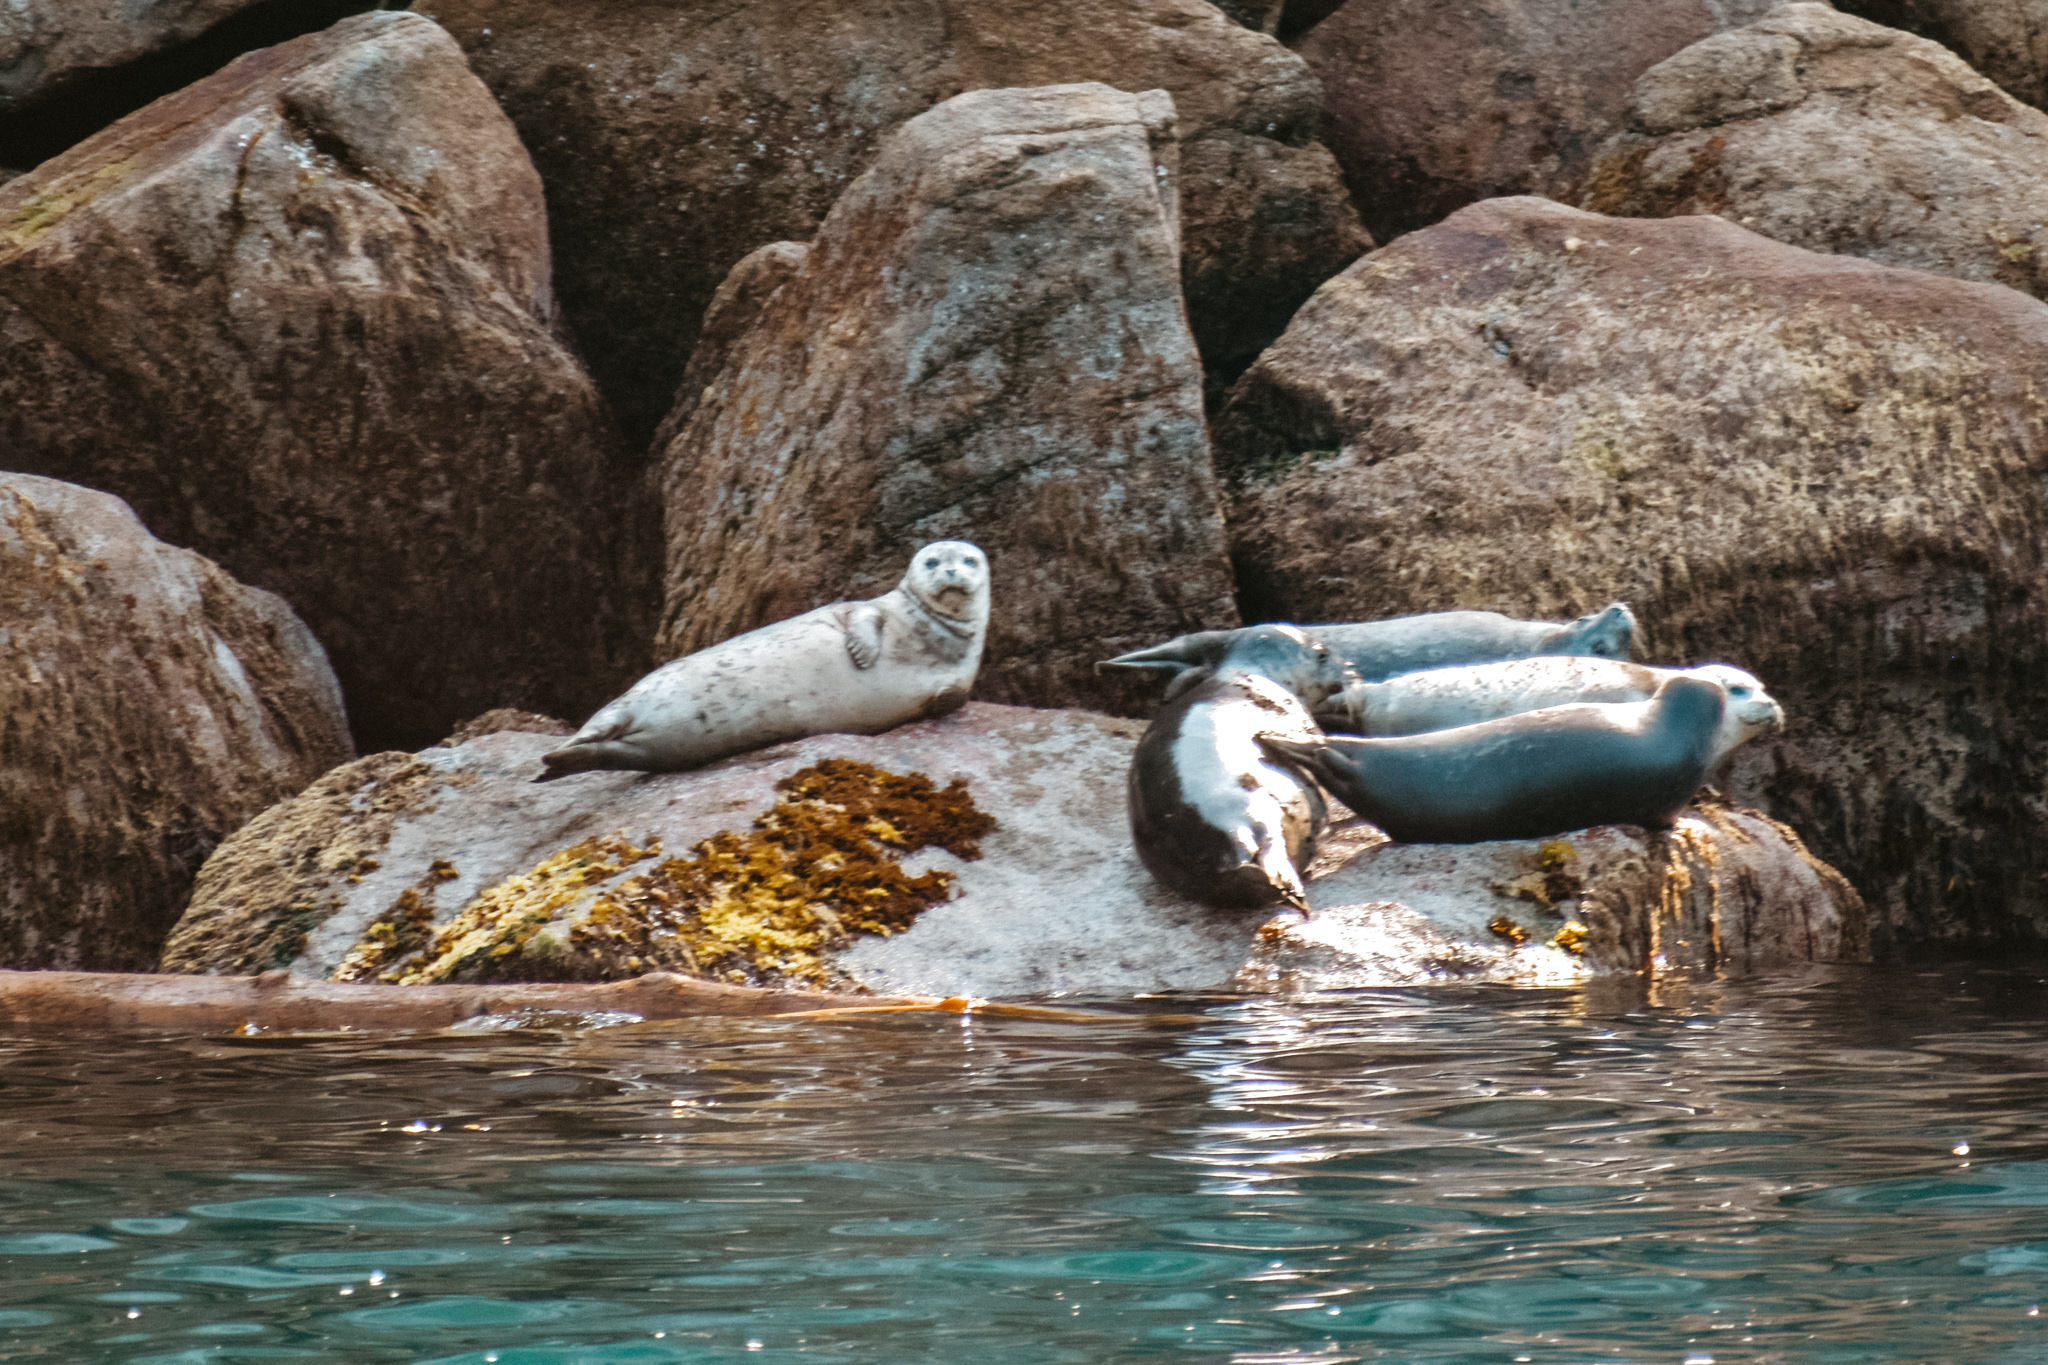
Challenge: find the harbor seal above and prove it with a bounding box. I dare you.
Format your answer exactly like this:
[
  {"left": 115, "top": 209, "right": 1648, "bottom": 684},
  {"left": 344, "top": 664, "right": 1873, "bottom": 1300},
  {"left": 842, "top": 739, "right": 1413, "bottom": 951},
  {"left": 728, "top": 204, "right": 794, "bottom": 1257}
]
[
  {"left": 1128, "top": 625, "right": 1354, "bottom": 912},
  {"left": 1259, "top": 674, "right": 1727, "bottom": 845},
  {"left": 538, "top": 541, "right": 990, "bottom": 780},
  {"left": 1099, "top": 603, "right": 1636, "bottom": 701},
  {"left": 1319, "top": 658, "right": 1781, "bottom": 767}
]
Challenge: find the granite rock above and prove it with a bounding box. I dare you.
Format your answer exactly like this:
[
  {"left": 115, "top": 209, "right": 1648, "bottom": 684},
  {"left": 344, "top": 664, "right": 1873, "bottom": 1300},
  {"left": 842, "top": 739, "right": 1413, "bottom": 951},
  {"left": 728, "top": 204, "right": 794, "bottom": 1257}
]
[
  {"left": 0, "top": 11, "right": 652, "bottom": 753},
  {"left": 1838, "top": 0, "right": 2048, "bottom": 111},
  {"left": 163, "top": 702, "right": 1865, "bottom": 997},
  {"left": 0, "top": 0, "right": 273, "bottom": 113},
  {"left": 655, "top": 84, "right": 1238, "bottom": 713},
  {"left": 1217, "top": 196, "right": 2048, "bottom": 951},
  {"left": 1247, "top": 805, "right": 1867, "bottom": 990},
  {"left": 1300, "top": 0, "right": 1778, "bottom": 242},
  {"left": 1, "top": 474, "right": 352, "bottom": 971},
  {"left": 1586, "top": 4, "right": 2048, "bottom": 301},
  {"left": 415, "top": 0, "right": 1368, "bottom": 436}
]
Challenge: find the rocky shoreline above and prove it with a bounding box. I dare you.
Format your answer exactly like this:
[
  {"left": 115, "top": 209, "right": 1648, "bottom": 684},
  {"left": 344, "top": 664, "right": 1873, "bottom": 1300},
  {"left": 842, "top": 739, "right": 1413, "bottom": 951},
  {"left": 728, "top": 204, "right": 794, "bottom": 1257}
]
[{"left": 5, "top": 0, "right": 2040, "bottom": 1015}]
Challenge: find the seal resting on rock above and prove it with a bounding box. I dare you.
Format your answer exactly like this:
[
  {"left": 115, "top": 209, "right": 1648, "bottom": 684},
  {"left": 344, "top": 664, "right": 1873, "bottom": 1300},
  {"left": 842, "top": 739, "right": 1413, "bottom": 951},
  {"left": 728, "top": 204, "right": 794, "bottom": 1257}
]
[
  {"left": 1260, "top": 674, "right": 1727, "bottom": 845},
  {"left": 1319, "top": 658, "right": 1781, "bottom": 767},
  {"left": 1100, "top": 604, "right": 1636, "bottom": 701},
  {"left": 538, "top": 541, "right": 990, "bottom": 780},
  {"left": 1128, "top": 625, "right": 1354, "bottom": 912}
]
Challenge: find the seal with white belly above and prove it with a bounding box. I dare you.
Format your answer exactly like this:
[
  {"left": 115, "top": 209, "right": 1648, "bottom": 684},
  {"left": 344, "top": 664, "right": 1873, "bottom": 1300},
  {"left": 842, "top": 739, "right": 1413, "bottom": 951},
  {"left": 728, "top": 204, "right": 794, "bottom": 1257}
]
[
  {"left": 1259, "top": 674, "right": 1727, "bottom": 845},
  {"left": 1100, "top": 603, "right": 1636, "bottom": 701},
  {"left": 1319, "top": 658, "right": 1782, "bottom": 768},
  {"left": 1128, "top": 625, "right": 1354, "bottom": 912},
  {"left": 537, "top": 541, "right": 990, "bottom": 780}
]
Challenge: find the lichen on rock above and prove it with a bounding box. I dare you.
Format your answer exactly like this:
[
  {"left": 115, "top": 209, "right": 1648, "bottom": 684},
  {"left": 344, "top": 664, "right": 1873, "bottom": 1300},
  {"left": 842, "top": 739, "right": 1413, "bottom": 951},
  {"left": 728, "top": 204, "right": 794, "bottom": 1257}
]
[{"left": 367, "top": 760, "right": 997, "bottom": 991}]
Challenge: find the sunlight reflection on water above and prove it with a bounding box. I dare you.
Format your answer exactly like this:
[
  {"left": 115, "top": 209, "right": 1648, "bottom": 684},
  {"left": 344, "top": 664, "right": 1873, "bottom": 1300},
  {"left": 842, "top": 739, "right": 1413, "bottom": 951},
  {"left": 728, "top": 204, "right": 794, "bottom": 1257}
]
[{"left": 0, "top": 963, "right": 2045, "bottom": 1363}]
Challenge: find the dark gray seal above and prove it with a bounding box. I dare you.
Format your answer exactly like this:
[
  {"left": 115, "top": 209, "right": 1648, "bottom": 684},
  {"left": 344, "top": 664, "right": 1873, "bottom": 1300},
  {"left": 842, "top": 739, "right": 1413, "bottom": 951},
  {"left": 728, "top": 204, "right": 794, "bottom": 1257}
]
[
  {"left": 1099, "top": 603, "right": 1636, "bottom": 701},
  {"left": 1258, "top": 674, "right": 1725, "bottom": 845},
  {"left": 1128, "top": 625, "right": 1353, "bottom": 911}
]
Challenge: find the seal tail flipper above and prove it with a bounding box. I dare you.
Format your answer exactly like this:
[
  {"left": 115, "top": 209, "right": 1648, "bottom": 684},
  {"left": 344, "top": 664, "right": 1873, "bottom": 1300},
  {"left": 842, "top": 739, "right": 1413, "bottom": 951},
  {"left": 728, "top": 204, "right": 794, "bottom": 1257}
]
[
  {"left": 1253, "top": 828, "right": 1312, "bottom": 915},
  {"left": 534, "top": 716, "right": 635, "bottom": 783},
  {"left": 1093, "top": 629, "right": 1238, "bottom": 678}
]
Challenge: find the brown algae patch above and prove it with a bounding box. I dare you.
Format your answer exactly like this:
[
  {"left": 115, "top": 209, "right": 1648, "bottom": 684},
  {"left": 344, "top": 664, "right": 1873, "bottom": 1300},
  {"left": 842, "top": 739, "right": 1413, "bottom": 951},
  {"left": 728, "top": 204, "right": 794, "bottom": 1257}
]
[
  {"left": 373, "top": 760, "right": 997, "bottom": 990},
  {"left": 1492, "top": 840, "right": 1582, "bottom": 916}
]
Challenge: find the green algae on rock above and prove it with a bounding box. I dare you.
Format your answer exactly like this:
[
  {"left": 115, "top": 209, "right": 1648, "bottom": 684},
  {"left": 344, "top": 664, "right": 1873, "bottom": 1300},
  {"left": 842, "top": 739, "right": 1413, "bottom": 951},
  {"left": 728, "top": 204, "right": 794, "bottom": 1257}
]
[{"left": 346, "top": 760, "right": 997, "bottom": 991}]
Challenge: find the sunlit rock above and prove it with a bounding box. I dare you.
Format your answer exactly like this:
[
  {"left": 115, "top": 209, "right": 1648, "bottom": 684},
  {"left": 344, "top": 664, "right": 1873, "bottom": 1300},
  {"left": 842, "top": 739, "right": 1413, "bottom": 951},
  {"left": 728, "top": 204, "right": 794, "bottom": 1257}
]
[{"left": 164, "top": 702, "right": 1865, "bottom": 997}]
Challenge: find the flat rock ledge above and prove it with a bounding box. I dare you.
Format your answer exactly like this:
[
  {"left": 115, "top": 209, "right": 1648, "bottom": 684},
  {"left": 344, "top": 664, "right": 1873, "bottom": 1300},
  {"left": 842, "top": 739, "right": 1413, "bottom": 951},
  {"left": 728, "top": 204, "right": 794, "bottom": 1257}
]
[{"left": 159, "top": 703, "right": 1869, "bottom": 1005}]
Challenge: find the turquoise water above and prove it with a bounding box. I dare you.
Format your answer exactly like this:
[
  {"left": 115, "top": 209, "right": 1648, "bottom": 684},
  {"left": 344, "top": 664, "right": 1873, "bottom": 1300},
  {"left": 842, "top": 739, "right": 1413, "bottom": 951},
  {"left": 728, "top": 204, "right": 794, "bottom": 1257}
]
[{"left": 4, "top": 966, "right": 2048, "bottom": 1363}]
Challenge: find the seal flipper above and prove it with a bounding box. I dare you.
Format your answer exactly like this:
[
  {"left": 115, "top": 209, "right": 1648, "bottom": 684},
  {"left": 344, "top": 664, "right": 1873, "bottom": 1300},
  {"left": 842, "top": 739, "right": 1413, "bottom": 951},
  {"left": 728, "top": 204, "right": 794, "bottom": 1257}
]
[
  {"left": 1095, "top": 629, "right": 1240, "bottom": 679},
  {"left": 840, "top": 604, "right": 886, "bottom": 670},
  {"left": 535, "top": 715, "right": 634, "bottom": 782}
]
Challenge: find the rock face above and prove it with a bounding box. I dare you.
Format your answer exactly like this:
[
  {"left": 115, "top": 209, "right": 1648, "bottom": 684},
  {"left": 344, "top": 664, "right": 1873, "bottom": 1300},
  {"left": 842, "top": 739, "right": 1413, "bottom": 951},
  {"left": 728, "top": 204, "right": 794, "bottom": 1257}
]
[
  {"left": 1218, "top": 196, "right": 2048, "bottom": 951},
  {"left": 414, "top": 0, "right": 1369, "bottom": 435},
  {"left": 1838, "top": 0, "right": 2048, "bottom": 111},
  {"left": 162, "top": 702, "right": 1863, "bottom": 996},
  {"left": 656, "top": 84, "right": 1238, "bottom": 712},
  {"left": 1, "top": 474, "right": 353, "bottom": 971},
  {"left": 1299, "top": 0, "right": 1779, "bottom": 242},
  {"left": 0, "top": 11, "right": 652, "bottom": 754},
  {"left": 1586, "top": 5, "right": 2048, "bottom": 300}
]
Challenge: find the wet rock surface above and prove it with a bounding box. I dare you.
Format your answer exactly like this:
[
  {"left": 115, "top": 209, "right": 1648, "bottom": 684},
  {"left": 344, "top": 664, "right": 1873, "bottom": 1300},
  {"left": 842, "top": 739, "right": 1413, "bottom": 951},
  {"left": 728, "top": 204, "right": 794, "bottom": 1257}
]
[
  {"left": 656, "top": 84, "right": 1238, "bottom": 713},
  {"left": 1586, "top": 4, "right": 2048, "bottom": 300},
  {"left": 416, "top": 0, "right": 1368, "bottom": 437},
  {"left": 1219, "top": 196, "right": 2048, "bottom": 951},
  {"left": 1299, "top": 0, "right": 1778, "bottom": 242},
  {"left": 1250, "top": 805, "right": 1866, "bottom": 990},
  {"left": 0, "top": 10, "right": 652, "bottom": 753},
  {"left": 1, "top": 473, "right": 352, "bottom": 971},
  {"left": 163, "top": 704, "right": 1863, "bottom": 998}
]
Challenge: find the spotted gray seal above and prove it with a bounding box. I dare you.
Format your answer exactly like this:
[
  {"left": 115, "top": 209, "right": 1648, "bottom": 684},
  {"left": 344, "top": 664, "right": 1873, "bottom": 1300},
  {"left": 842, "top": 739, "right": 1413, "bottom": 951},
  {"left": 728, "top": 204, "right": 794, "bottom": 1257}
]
[
  {"left": 538, "top": 541, "right": 990, "bottom": 780},
  {"left": 1259, "top": 674, "right": 1727, "bottom": 845},
  {"left": 1099, "top": 603, "right": 1636, "bottom": 701},
  {"left": 1320, "top": 658, "right": 1781, "bottom": 768},
  {"left": 1127, "top": 625, "right": 1354, "bottom": 912}
]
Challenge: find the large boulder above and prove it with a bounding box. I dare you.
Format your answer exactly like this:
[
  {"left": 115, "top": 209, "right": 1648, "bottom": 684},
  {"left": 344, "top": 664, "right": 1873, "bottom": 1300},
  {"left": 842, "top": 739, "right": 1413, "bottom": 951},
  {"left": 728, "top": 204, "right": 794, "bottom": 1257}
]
[
  {"left": 161, "top": 703, "right": 1862, "bottom": 996},
  {"left": 1, "top": 474, "right": 352, "bottom": 971},
  {"left": 412, "top": 0, "right": 1369, "bottom": 435},
  {"left": 1837, "top": 0, "right": 2048, "bottom": 111},
  {"left": 1, "top": 0, "right": 303, "bottom": 114},
  {"left": 656, "top": 84, "right": 1238, "bottom": 711},
  {"left": 1299, "top": 0, "right": 1778, "bottom": 242},
  {"left": 1217, "top": 196, "right": 2048, "bottom": 951},
  {"left": 0, "top": 11, "right": 652, "bottom": 753},
  {"left": 1585, "top": 4, "right": 2048, "bottom": 301}
]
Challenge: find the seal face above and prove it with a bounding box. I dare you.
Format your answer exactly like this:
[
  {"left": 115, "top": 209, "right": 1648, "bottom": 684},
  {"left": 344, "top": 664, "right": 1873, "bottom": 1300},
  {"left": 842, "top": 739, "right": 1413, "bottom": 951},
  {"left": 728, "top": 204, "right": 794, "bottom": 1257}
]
[
  {"left": 1320, "top": 657, "right": 1782, "bottom": 767},
  {"left": 1127, "top": 625, "right": 1353, "bottom": 911},
  {"left": 538, "top": 541, "right": 991, "bottom": 780},
  {"left": 1263, "top": 674, "right": 1727, "bottom": 845},
  {"left": 1098, "top": 603, "right": 1637, "bottom": 700}
]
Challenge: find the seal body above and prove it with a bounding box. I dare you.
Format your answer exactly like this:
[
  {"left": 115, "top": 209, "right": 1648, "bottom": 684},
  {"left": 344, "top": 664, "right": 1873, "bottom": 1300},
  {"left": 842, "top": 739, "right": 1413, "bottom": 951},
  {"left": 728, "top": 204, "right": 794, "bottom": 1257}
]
[
  {"left": 539, "top": 541, "right": 990, "bottom": 779},
  {"left": 1262, "top": 674, "right": 1727, "bottom": 845},
  {"left": 1127, "top": 626, "right": 1352, "bottom": 911},
  {"left": 1321, "top": 658, "right": 1782, "bottom": 766},
  {"left": 1099, "top": 603, "right": 1636, "bottom": 700}
]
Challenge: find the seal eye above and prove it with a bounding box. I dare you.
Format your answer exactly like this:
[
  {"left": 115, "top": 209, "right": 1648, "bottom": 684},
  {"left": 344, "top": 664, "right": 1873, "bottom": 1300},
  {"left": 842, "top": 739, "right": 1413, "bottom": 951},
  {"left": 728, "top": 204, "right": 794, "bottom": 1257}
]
[
  {"left": 964, "top": 557, "right": 978, "bottom": 568},
  {"left": 924, "top": 558, "right": 939, "bottom": 569}
]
